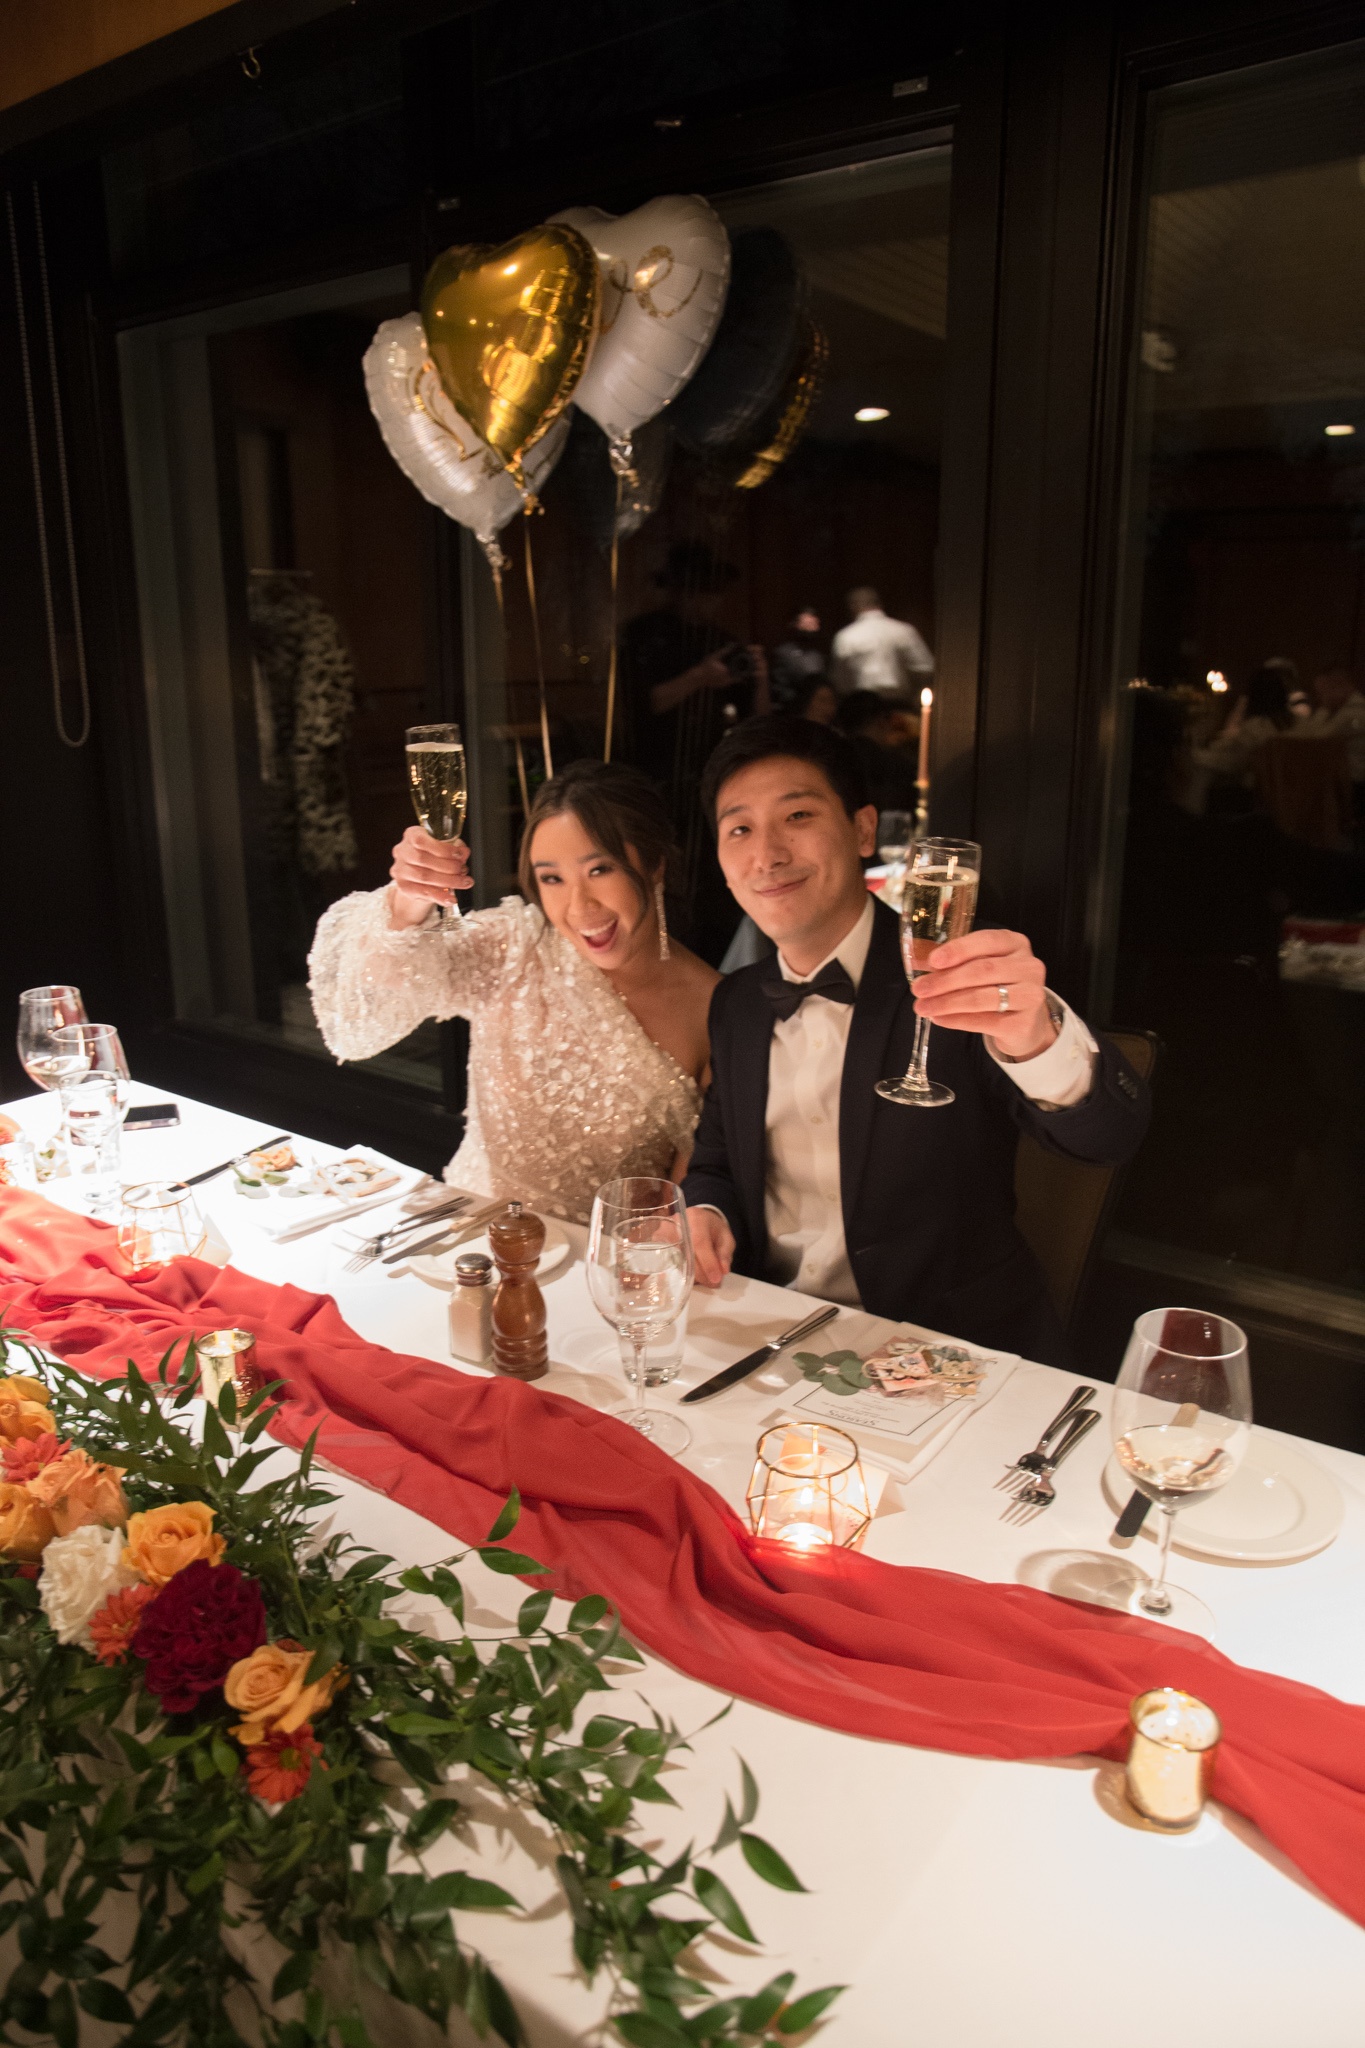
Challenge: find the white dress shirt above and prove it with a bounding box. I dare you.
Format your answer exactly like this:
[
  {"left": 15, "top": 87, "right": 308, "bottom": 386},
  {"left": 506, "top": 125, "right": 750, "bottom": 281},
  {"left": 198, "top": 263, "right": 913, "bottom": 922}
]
[
  {"left": 831, "top": 609, "right": 934, "bottom": 697},
  {"left": 758, "top": 897, "right": 1098, "bottom": 1307}
]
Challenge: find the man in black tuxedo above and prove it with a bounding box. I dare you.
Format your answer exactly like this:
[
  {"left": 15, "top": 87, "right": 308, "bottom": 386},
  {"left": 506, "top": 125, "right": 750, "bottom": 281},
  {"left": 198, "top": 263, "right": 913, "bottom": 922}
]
[{"left": 682, "top": 716, "right": 1150, "bottom": 1365}]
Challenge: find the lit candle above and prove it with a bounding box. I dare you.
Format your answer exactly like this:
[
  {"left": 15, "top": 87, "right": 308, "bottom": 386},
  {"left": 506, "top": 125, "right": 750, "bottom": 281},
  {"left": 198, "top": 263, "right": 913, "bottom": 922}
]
[
  {"left": 779, "top": 1523, "right": 834, "bottom": 1552},
  {"left": 917, "top": 686, "right": 933, "bottom": 787},
  {"left": 1125, "top": 1688, "right": 1221, "bottom": 1830}
]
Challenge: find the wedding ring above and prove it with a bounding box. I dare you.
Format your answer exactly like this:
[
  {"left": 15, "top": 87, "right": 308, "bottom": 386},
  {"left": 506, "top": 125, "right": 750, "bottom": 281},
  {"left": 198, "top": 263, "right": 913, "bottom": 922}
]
[{"left": 996, "top": 985, "right": 1010, "bottom": 1013}]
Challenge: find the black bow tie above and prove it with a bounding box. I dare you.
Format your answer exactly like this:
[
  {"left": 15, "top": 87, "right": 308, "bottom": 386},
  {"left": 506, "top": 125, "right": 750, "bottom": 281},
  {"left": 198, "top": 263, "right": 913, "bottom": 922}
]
[{"left": 760, "top": 960, "right": 857, "bottom": 1022}]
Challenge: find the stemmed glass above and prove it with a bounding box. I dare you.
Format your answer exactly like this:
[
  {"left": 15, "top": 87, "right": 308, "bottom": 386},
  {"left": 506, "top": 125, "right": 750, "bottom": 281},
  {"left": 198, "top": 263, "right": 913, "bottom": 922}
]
[
  {"left": 875, "top": 809, "right": 915, "bottom": 911},
  {"left": 586, "top": 1177, "right": 693, "bottom": 1457},
  {"left": 52, "top": 1024, "right": 132, "bottom": 1116},
  {"left": 17, "top": 986, "right": 89, "bottom": 1091},
  {"left": 1112, "top": 1307, "right": 1252, "bottom": 1635},
  {"left": 405, "top": 722, "right": 467, "bottom": 922},
  {"left": 876, "top": 837, "right": 981, "bottom": 1109}
]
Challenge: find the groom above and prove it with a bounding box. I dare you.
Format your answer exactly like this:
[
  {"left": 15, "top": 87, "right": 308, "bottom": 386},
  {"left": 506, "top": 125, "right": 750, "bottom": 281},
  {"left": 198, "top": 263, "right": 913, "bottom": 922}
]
[{"left": 682, "top": 716, "right": 1150, "bottom": 1363}]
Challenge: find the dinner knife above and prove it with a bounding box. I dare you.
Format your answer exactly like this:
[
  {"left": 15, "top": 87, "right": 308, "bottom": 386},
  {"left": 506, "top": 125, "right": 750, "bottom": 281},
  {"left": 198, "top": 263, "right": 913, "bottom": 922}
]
[
  {"left": 680, "top": 1304, "right": 840, "bottom": 1405},
  {"left": 1112, "top": 1401, "right": 1198, "bottom": 1541},
  {"left": 381, "top": 1200, "right": 504, "bottom": 1265},
  {"left": 184, "top": 1134, "right": 293, "bottom": 1188}
]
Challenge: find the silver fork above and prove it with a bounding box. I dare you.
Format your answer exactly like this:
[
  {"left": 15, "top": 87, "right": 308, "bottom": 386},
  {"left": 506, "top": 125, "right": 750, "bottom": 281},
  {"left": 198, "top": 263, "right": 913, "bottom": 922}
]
[
  {"left": 1002, "top": 1409, "right": 1101, "bottom": 1524},
  {"left": 994, "top": 1384, "right": 1096, "bottom": 1489},
  {"left": 341, "top": 1197, "right": 470, "bottom": 1273}
]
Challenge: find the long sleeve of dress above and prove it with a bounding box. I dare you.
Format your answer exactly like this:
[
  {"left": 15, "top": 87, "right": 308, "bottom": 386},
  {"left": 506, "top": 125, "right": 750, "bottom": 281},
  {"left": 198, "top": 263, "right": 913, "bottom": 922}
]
[{"left": 307, "top": 889, "right": 518, "bottom": 1061}]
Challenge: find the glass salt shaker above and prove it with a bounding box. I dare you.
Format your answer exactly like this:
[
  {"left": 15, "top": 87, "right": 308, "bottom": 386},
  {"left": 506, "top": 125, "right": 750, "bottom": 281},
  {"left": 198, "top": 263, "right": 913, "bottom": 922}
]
[{"left": 448, "top": 1251, "right": 494, "bottom": 1365}]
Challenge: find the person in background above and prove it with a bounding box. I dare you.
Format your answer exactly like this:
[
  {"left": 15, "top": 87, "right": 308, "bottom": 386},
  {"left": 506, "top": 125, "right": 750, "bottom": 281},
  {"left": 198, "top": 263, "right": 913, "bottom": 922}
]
[
  {"left": 619, "top": 540, "right": 769, "bottom": 791},
  {"left": 1303, "top": 666, "right": 1365, "bottom": 783},
  {"left": 309, "top": 762, "right": 716, "bottom": 1222},
  {"left": 836, "top": 690, "right": 919, "bottom": 812},
  {"left": 1190, "top": 661, "right": 1292, "bottom": 805},
  {"left": 769, "top": 608, "right": 827, "bottom": 710},
  {"left": 681, "top": 716, "right": 1149, "bottom": 1364},
  {"left": 831, "top": 586, "right": 933, "bottom": 703},
  {"left": 793, "top": 675, "right": 840, "bottom": 726}
]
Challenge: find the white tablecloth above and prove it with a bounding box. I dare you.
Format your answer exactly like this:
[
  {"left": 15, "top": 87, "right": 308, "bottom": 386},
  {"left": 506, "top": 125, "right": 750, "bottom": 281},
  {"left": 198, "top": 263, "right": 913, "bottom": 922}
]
[{"left": 9, "top": 1084, "right": 1365, "bottom": 2045}]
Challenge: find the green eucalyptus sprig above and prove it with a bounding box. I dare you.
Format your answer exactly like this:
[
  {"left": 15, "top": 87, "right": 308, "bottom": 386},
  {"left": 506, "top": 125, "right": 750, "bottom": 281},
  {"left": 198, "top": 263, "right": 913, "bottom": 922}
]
[{"left": 0, "top": 1333, "right": 844, "bottom": 2048}]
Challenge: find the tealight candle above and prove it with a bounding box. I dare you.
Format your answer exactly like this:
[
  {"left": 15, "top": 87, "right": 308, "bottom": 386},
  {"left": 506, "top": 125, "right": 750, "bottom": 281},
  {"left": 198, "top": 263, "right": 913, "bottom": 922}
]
[
  {"left": 1125, "top": 1688, "right": 1221, "bottom": 1830},
  {"left": 746, "top": 1423, "right": 871, "bottom": 1552}
]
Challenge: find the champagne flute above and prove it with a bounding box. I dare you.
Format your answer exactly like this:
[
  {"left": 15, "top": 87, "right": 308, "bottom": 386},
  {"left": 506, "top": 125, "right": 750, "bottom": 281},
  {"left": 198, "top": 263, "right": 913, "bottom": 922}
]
[
  {"left": 586, "top": 1177, "right": 693, "bottom": 1457},
  {"left": 1112, "top": 1307, "right": 1252, "bottom": 1635},
  {"left": 876, "top": 837, "right": 981, "bottom": 1109},
  {"left": 405, "top": 721, "right": 467, "bottom": 922},
  {"left": 17, "top": 986, "right": 89, "bottom": 1090},
  {"left": 52, "top": 1024, "right": 132, "bottom": 1117}
]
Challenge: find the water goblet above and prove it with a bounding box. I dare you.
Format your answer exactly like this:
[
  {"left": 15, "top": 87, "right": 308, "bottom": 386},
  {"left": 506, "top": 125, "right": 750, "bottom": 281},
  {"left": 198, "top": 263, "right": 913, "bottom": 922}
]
[
  {"left": 59, "top": 1072, "right": 123, "bottom": 1213},
  {"left": 1111, "top": 1307, "right": 1252, "bottom": 1635},
  {"left": 586, "top": 1177, "right": 693, "bottom": 1457},
  {"left": 52, "top": 1024, "right": 131, "bottom": 1117}
]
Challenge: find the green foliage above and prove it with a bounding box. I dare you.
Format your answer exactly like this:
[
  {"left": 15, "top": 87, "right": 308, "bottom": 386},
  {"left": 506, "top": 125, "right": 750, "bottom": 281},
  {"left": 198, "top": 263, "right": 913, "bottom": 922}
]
[
  {"left": 792, "top": 1350, "right": 870, "bottom": 1397},
  {"left": 0, "top": 1334, "right": 843, "bottom": 2046}
]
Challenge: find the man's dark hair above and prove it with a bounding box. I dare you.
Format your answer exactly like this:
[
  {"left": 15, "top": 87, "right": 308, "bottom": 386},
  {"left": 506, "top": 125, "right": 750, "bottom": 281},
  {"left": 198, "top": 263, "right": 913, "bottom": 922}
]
[{"left": 699, "top": 714, "right": 870, "bottom": 829}]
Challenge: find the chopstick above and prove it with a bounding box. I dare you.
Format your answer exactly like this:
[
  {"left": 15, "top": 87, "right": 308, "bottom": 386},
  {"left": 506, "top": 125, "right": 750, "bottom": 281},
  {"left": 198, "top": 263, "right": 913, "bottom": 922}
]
[{"left": 184, "top": 1134, "right": 294, "bottom": 1188}]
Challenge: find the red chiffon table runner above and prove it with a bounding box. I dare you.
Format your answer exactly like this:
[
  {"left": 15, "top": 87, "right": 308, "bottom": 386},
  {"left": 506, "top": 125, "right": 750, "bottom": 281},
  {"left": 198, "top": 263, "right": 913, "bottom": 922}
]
[{"left": 2, "top": 1187, "right": 1363, "bottom": 1928}]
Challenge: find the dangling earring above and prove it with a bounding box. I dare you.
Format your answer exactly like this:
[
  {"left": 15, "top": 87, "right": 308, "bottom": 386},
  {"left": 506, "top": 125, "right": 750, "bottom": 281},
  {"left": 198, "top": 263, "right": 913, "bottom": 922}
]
[{"left": 655, "top": 879, "right": 670, "bottom": 961}]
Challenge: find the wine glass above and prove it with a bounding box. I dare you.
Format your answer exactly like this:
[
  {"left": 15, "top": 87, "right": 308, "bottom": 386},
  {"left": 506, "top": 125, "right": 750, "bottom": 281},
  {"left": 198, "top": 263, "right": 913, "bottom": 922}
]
[
  {"left": 876, "top": 837, "right": 981, "bottom": 1109},
  {"left": 1111, "top": 1307, "right": 1252, "bottom": 1634},
  {"left": 51, "top": 1024, "right": 131, "bottom": 1117},
  {"left": 405, "top": 721, "right": 467, "bottom": 922},
  {"left": 586, "top": 1177, "right": 693, "bottom": 1457},
  {"left": 17, "top": 986, "right": 88, "bottom": 1090},
  {"left": 876, "top": 810, "right": 915, "bottom": 865}
]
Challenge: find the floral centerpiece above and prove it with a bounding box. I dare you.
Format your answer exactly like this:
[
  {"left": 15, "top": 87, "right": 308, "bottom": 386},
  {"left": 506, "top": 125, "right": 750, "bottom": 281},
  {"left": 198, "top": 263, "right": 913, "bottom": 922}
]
[{"left": 0, "top": 1333, "right": 842, "bottom": 2046}]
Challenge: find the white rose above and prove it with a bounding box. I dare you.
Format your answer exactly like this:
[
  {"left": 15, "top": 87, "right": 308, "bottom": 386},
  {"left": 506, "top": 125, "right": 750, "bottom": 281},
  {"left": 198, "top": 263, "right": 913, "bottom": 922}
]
[{"left": 39, "top": 1525, "right": 137, "bottom": 1648}]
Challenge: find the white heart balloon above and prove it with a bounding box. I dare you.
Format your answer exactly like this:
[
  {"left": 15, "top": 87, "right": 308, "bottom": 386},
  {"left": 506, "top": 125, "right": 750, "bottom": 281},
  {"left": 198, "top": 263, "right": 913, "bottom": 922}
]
[
  {"left": 549, "top": 195, "right": 730, "bottom": 469},
  {"left": 362, "top": 313, "right": 568, "bottom": 569}
]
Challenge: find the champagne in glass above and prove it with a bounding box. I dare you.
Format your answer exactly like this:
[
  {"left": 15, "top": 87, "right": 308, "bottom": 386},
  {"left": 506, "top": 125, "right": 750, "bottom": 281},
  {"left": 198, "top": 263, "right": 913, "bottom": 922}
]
[
  {"left": 876, "top": 837, "right": 981, "bottom": 1109},
  {"left": 1111, "top": 1307, "right": 1252, "bottom": 1635},
  {"left": 586, "top": 1177, "right": 693, "bottom": 1458},
  {"left": 17, "top": 985, "right": 88, "bottom": 1090},
  {"left": 405, "top": 722, "right": 467, "bottom": 921}
]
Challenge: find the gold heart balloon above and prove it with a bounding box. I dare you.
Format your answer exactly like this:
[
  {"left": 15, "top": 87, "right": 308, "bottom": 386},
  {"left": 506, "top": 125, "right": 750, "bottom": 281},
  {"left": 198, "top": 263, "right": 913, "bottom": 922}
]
[{"left": 421, "top": 225, "right": 599, "bottom": 484}]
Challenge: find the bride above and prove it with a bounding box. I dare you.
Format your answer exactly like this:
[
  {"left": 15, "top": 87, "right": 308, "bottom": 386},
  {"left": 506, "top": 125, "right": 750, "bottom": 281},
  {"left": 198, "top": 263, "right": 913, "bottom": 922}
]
[{"left": 308, "top": 761, "right": 718, "bottom": 1222}]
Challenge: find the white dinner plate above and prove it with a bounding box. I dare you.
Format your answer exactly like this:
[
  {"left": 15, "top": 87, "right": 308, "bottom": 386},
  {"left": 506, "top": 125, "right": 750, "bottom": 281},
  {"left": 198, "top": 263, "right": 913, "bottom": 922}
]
[
  {"left": 406, "top": 1216, "right": 571, "bottom": 1288},
  {"left": 1101, "top": 1435, "right": 1343, "bottom": 1563}
]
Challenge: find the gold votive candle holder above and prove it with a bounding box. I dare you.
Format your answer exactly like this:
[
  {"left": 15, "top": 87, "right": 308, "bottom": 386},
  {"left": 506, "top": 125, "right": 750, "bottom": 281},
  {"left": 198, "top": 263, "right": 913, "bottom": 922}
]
[
  {"left": 746, "top": 1423, "right": 871, "bottom": 1553},
  {"left": 1126, "top": 1688, "right": 1221, "bottom": 1830},
  {"left": 117, "top": 1180, "right": 205, "bottom": 1271},
  {"left": 196, "top": 1329, "right": 263, "bottom": 1408}
]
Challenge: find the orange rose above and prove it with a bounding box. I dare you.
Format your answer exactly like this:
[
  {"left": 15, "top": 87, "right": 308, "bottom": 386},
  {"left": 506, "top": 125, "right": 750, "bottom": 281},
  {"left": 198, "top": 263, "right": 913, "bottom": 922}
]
[
  {"left": 0, "top": 1481, "right": 56, "bottom": 1561},
  {"left": 27, "top": 1448, "right": 127, "bottom": 1537},
  {"left": 225, "top": 1637, "right": 344, "bottom": 1747},
  {"left": 0, "top": 1378, "right": 56, "bottom": 1446},
  {"left": 122, "top": 1501, "right": 225, "bottom": 1586}
]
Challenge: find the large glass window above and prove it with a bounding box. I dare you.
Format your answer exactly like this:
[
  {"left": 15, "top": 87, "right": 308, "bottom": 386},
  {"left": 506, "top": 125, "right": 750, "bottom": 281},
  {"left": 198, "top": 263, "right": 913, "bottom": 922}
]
[
  {"left": 118, "top": 268, "right": 445, "bottom": 1094},
  {"left": 1096, "top": 44, "right": 1365, "bottom": 1318}
]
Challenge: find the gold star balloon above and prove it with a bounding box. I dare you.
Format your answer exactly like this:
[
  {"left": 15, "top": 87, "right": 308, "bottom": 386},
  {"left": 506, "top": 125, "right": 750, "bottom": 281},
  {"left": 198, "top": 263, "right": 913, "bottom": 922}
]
[{"left": 420, "top": 225, "right": 600, "bottom": 487}]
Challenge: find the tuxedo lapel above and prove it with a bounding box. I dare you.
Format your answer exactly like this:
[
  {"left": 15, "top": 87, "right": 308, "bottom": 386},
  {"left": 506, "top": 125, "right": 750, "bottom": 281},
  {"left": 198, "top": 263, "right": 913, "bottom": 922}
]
[
  {"left": 839, "top": 897, "right": 908, "bottom": 1243},
  {"left": 726, "top": 973, "right": 776, "bottom": 1250}
]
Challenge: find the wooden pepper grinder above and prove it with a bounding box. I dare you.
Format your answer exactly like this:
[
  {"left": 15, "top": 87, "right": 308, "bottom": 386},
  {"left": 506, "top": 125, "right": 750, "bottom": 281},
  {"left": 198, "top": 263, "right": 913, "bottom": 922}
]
[{"left": 488, "top": 1201, "right": 548, "bottom": 1380}]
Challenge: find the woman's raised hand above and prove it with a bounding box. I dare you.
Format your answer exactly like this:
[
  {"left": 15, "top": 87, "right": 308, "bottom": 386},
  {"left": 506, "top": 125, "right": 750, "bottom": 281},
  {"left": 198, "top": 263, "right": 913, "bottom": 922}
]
[{"left": 388, "top": 826, "right": 473, "bottom": 929}]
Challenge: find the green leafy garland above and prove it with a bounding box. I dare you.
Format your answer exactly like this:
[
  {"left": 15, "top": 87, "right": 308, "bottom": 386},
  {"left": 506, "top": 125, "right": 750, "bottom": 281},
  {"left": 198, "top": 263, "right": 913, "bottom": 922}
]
[{"left": 0, "top": 1335, "right": 844, "bottom": 2047}]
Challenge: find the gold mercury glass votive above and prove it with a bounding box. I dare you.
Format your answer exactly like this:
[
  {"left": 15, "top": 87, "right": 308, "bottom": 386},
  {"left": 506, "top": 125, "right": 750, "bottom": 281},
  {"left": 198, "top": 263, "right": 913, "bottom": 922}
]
[
  {"left": 196, "top": 1329, "right": 264, "bottom": 1407},
  {"left": 1126, "top": 1688, "right": 1222, "bottom": 1830},
  {"left": 746, "top": 1422, "right": 871, "bottom": 1553}
]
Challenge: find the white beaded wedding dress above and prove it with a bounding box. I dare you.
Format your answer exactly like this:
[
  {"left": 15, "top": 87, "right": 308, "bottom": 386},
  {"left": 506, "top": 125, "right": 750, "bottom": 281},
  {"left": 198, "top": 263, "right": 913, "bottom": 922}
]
[{"left": 308, "top": 893, "right": 701, "bottom": 1223}]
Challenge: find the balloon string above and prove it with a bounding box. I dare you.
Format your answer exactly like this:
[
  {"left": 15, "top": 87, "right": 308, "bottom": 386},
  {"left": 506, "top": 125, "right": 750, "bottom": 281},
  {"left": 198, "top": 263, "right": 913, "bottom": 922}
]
[
  {"left": 604, "top": 471, "right": 622, "bottom": 764},
  {"left": 522, "top": 516, "right": 554, "bottom": 781},
  {"left": 488, "top": 544, "right": 530, "bottom": 820}
]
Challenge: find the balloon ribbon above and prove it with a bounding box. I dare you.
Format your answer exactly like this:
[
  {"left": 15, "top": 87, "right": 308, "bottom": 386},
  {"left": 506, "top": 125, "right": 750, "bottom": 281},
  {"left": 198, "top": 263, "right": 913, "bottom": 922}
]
[
  {"left": 604, "top": 470, "right": 622, "bottom": 763},
  {"left": 522, "top": 515, "right": 554, "bottom": 780},
  {"left": 487, "top": 540, "right": 531, "bottom": 819}
]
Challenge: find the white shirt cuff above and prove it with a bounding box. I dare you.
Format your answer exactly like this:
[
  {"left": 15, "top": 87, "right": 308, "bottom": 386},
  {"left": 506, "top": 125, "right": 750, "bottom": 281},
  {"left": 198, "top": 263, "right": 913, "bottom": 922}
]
[{"left": 987, "top": 995, "right": 1098, "bottom": 1109}]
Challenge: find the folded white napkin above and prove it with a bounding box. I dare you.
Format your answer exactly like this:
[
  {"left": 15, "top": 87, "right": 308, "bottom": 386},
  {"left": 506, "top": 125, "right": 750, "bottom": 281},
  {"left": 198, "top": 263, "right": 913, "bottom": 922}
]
[{"left": 234, "top": 1147, "right": 426, "bottom": 1243}]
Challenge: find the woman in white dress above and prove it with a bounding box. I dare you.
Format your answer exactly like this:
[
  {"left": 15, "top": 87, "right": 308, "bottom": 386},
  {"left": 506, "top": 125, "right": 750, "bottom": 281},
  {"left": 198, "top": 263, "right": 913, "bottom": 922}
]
[{"left": 308, "top": 762, "right": 718, "bottom": 1222}]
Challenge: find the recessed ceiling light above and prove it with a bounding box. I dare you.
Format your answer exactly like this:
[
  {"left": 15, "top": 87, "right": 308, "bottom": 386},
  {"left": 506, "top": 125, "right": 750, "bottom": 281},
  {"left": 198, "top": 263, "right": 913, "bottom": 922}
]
[
  {"left": 854, "top": 406, "right": 890, "bottom": 423},
  {"left": 1324, "top": 423, "right": 1355, "bottom": 437}
]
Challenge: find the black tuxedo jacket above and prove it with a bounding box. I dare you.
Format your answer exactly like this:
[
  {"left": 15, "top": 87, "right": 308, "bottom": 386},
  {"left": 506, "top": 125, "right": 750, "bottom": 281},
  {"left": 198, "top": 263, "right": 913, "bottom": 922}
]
[{"left": 682, "top": 897, "right": 1150, "bottom": 1366}]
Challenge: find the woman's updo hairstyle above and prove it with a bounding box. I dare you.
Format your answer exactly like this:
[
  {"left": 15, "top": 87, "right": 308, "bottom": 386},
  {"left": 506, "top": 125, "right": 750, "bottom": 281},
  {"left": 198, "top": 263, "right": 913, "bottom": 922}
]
[{"left": 517, "top": 760, "right": 679, "bottom": 924}]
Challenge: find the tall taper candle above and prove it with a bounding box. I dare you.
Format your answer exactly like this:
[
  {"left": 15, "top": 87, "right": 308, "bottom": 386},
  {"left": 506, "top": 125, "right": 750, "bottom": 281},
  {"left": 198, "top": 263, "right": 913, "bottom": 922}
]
[{"left": 917, "top": 686, "right": 933, "bottom": 787}]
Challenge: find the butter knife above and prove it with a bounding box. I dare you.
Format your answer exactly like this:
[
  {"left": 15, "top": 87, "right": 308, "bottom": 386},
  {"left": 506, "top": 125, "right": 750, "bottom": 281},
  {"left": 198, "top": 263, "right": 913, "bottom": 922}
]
[
  {"left": 681, "top": 1304, "right": 840, "bottom": 1405},
  {"left": 382, "top": 1199, "right": 504, "bottom": 1265}
]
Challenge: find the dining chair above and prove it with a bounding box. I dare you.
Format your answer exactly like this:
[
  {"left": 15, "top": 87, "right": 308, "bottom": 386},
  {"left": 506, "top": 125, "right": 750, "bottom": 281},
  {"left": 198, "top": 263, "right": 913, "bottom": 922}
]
[{"left": 1013, "top": 1028, "right": 1161, "bottom": 1334}]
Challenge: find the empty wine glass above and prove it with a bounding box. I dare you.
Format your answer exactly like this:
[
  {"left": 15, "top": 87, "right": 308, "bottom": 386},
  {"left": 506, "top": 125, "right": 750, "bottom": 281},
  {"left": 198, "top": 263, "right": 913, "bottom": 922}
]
[
  {"left": 17, "top": 986, "right": 88, "bottom": 1091},
  {"left": 586, "top": 1177, "right": 693, "bottom": 1457},
  {"left": 1111, "top": 1307, "right": 1252, "bottom": 1634},
  {"left": 52, "top": 1024, "right": 131, "bottom": 1116},
  {"left": 876, "top": 837, "right": 981, "bottom": 1109}
]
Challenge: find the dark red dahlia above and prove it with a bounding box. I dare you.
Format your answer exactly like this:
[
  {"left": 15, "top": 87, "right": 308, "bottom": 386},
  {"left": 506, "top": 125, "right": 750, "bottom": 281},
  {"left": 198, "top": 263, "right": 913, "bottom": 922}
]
[{"left": 130, "top": 1560, "right": 266, "bottom": 1714}]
